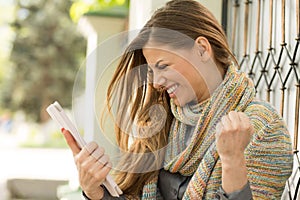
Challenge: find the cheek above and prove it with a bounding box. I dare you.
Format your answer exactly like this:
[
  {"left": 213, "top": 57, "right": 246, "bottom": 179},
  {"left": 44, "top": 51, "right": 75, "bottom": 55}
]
[
  {"left": 177, "top": 85, "right": 196, "bottom": 100},
  {"left": 181, "top": 71, "right": 200, "bottom": 90}
]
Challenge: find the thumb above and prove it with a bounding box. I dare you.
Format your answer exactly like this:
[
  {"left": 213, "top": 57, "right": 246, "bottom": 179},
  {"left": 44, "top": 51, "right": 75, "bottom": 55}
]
[{"left": 61, "top": 128, "right": 81, "bottom": 155}]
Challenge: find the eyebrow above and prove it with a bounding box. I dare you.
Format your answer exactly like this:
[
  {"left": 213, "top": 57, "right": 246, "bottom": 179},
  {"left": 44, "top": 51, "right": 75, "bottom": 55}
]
[{"left": 154, "top": 60, "right": 163, "bottom": 68}]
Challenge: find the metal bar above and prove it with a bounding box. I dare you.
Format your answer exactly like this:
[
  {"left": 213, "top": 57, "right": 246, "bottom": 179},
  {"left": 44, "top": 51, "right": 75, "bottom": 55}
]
[
  {"left": 293, "top": 40, "right": 300, "bottom": 65},
  {"left": 222, "top": 0, "right": 229, "bottom": 34},
  {"left": 294, "top": 177, "right": 300, "bottom": 200},
  {"left": 293, "top": 151, "right": 300, "bottom": 200},
  {"left": 267, "top": 89, "right": 271, "bottom": 102},
  {"left": 297, "top": 0, "right": 300, "bottom": 37},
  {"left": 287, "top": 180, "right": 292, "bottom": 200},
  {"left": 282, "top": 0, "right": 286, "bottom": 44},
  {"left": 296, "top": 150, "right": 300, "bottom": 166},
  {"left": 256, "top": 0, "right": 261, "bottom": 52},
  {"left": 280, "top": 88, "right": 285, "bottom": 117},
  {"left": 294, "top": 84, "right": 300, "bottom": 151},
  {"left": 244, "top": 0, "right": 250, "bottom": 56},
  {"left": 231, "top": 0, "right": 240, "bottom": 52},
  {"left": 269, "top": 0, "right": 274, "bottom": 48}
]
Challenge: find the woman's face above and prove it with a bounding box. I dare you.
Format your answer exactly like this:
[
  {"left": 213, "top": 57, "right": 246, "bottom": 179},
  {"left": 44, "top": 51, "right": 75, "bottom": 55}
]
[{"left": 142, "top": 44, "right": 211, "bottom": 106}]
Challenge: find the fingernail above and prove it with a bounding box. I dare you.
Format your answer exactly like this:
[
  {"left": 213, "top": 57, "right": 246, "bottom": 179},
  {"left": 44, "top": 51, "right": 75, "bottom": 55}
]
[{"left": 61, "top": 128, "right": 65, "bottom": 132}]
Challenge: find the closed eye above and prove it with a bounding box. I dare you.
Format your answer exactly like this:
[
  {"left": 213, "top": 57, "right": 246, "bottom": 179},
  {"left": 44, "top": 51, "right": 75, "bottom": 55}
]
[
  {"left": 155, "top": 60, "right": 168, "bottom": 70},
  {"left": 156, "top": 64, "right": 168, "bottom": 70}
]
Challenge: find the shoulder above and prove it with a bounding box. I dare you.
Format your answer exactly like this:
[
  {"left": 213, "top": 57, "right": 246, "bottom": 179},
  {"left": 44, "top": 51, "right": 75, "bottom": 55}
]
[
  {"left": 244, "top": 99, "right": 292, "bottom": 152},
  {"left": 244, "top": 98, "right": 286, "bottom": 131},
  {"left": 244, "top": 99, "right": 292, "bottom": 148},
  {"left": 242, "top": 100, "right": 293, "bottom": 199},
  {"left": 245, "top": 98, "right": 281, "bottom": 119}
]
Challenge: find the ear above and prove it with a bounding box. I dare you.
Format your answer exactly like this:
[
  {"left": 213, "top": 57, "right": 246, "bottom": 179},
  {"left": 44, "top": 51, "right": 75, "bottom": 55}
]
[{"left": 195, "top": 36, "right": 212, "bottom": 62}]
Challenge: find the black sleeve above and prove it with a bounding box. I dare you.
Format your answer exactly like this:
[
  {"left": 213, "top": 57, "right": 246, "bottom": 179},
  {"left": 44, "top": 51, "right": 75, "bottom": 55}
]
[{"left": 216, "top": 181, "right": 253, "bottom": 200}]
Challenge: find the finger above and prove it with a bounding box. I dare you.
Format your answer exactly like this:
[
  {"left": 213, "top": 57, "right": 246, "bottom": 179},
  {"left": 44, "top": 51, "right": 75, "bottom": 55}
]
[
  {"left": 102, "top": 162, "right": 112, "bottom": 174},
  {"left": 98, "top": 154, "right": 110, "bottom": 166},
  {"left": 79, "top": 147, "right": 105, "bottom": 169},
  {"left": 76, "top": 142, "right": 99, "bottom": 164},
  {"left": 238, "top": 112, "right": 250, "bottom": 124},
  {"left": 227, "top": 111, "right": 240, "bottom": 129},
  {"left": 94, "top": 162, "right": 113, "bottom": 183},
  {"left": 239, "top": 113, "right": 255, "bottom": 135},
  {"left": 77, "top": 154, "right": 100, "bottom": 183},
  {"left": 91, "top": 147, "right": 105, "bottom": 161},
  {"left": 85, "top": 142, "right": 99, "bottom": 154},
  {"left": 88, "top": 156, "right": 109, "bottom": 175},
  {"left": 221, "top": 115, "right": 232, "bottom": 131},
  {"left": 78, "top": 153, "right": 97, "bottom": 173},
  {"left": 87, "top": 161, "right": 112, "bottom": 185},
  {"left": 61, "top": 128, "right": 81, "bottom": 155}
]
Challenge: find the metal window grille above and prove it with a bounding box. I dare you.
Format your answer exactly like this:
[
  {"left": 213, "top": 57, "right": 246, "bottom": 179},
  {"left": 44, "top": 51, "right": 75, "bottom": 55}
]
[{"left": 223, "top": 0, "right": 300, "bottom": 199}]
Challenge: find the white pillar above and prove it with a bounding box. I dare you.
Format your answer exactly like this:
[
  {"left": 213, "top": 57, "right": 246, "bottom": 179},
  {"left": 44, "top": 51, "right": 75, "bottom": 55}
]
[
  {"left": 129, "top": 0, "right": 169, "bottom": 30},
  {"left": 77, "top": 16, "right": 126, "bottom": 142},
  {"left": 84, "top": 34, "right": 99, "bottom": 142},
  {"left": 77, "top": 17, "right": 99, "bottom": 142}
]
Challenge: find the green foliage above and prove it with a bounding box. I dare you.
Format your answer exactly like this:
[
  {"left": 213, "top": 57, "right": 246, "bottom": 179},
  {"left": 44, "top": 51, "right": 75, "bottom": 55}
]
[
  {"left": 20, "top": 130, "right": 68, "bottom": 148},
  {"left": 5, "top": 0, "right": 86, "bottom": 122},
  {"left": 70, "top": 0, "right": 129, "bottom": 22},
  {"left": 0, "top": 2, "right": 15, "bottom": 108}
]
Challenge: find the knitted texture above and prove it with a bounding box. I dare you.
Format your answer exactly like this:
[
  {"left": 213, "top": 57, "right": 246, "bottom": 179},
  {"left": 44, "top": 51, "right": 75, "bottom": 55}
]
[
  {"left": 204, "top": 100, "right": 293, "bottom": 199},
  {"left": 139, "top": 65, "right": 293, "bottom": 199}
]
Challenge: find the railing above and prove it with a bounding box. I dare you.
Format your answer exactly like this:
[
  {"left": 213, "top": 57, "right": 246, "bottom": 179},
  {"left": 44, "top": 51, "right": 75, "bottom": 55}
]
[{"left": 223, "top": 0, "right": 300, "bottom": 199}]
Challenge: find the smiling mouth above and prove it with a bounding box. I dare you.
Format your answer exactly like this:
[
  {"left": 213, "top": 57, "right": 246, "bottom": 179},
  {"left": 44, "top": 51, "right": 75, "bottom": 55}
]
[{"left": 167, "top": 84, "right": 179, "bottom": 94}]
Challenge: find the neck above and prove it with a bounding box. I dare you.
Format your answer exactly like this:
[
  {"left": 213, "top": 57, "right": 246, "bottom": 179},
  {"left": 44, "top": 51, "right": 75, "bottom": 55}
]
[{"left": 196, "top": 60, "right": 226, "bottom": 103}]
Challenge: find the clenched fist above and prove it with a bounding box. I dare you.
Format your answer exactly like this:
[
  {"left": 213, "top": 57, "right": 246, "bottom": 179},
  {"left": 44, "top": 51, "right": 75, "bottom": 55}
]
[{"left": 215, "top": 111, "right": 254, "bottom": 161}]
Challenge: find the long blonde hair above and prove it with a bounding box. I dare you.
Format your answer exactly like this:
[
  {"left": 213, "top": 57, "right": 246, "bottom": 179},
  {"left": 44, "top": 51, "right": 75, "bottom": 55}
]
[{"left": 106, "top": 0, "right": 236, "bottom": 195}]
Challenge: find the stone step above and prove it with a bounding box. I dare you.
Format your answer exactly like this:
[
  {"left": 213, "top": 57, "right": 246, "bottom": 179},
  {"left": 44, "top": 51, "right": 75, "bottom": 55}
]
[{"left": 7, "top": 179, "right": 68, "bottom": 200}]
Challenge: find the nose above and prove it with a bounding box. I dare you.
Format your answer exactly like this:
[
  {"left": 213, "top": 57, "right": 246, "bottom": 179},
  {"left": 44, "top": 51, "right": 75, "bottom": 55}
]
[{"left": 152, "top": 72, "right": 166, "bottom": 89}]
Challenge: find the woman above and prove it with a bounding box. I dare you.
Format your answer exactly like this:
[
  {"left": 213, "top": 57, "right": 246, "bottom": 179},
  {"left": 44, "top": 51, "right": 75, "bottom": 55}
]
[{"left": 62, "top": 0, "right": 293, "bottom": 199}]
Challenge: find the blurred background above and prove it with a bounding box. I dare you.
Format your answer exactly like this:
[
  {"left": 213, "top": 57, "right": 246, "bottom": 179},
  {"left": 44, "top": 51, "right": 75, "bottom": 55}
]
[
  {"left": 0, "top": 0, "right": 129, "bottom": 199},
  {"left": 1, "top": 0, "right": 298, "bottom": 199}
]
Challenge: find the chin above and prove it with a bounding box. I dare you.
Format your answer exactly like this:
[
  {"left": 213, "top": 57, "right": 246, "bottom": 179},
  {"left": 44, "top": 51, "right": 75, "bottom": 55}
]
[{"left": 173, "top": 98, "right": 188, "bottom": 107}]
